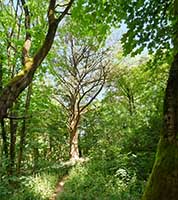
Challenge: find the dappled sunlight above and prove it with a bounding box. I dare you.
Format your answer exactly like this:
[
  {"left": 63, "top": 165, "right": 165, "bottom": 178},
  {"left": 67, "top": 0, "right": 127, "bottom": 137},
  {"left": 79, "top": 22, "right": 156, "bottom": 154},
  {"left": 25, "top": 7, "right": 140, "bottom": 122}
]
[
  {"left": 26, "top": 173, "right": 56, "bottom": 199},
  {"left": 0, "top": 173, "right": 57, "bottom": 200},
  {"left": 1, "top": 0, "right": 175, "bottom": 199},
  {"left": 57, "top": 160, "right": 143, "bottom": 200}
]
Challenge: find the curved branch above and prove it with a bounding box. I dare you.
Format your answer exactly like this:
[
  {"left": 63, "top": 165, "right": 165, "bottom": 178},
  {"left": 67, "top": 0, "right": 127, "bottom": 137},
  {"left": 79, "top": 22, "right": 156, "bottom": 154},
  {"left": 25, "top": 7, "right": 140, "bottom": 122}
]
[
  {"left": 33, "top": 0, "right": 74, "bottom": 67},
  {"left": 0, "top": 0, "right": 74, "bottom": 120}
]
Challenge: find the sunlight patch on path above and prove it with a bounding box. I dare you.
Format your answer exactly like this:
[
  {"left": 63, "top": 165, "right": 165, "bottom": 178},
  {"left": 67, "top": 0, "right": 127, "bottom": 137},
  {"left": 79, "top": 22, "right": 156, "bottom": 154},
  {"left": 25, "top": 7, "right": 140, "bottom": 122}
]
[{"left": 50, "top": 175, "right": 68, "bottom": 200}]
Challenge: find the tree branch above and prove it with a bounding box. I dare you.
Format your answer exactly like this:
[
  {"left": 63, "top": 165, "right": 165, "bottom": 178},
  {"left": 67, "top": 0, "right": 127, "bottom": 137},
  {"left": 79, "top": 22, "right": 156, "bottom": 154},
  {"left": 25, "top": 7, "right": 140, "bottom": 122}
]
[
  {"left": 56, "top": 0, "right": 74, "bottom": 23},
  {"left": 52, "top": 95, "right": 69, "bottom": 112},
  {"left": 21, "top": 0, "right": 31, "bottom": 64},
  {"left": 5, "top": 115, "right": 32, "bottom": 120},
  {"left": 0, "top": 0, "right": 74, "bottom": 120},
  {"left": 33, "top": 0, "right": 74, "bottom": 68},
  {"left": 80, "top": 79, "right": 105, "bottom": 113}
]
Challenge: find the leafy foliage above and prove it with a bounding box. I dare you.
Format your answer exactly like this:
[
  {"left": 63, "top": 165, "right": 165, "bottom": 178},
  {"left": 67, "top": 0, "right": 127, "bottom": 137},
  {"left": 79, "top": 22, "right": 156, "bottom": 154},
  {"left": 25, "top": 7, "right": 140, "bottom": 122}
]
[
  {"left": 55, "top": 60, "right": 168, "bottom": 200},
  {"left": 0, "top": 0, "right": 174, "bottom": 199},
  {"left": 57, "top": 162, "right": 142, "bottom": 200}
]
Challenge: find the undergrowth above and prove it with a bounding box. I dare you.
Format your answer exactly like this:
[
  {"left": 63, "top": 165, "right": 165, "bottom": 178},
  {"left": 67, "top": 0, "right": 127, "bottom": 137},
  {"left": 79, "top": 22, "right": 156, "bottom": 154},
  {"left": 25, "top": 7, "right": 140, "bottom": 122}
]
[
  {"left": 57, "top": 160, "right": 144, "bottom": 200},
  {"left": 0, "top": 163, "right": 69, "bottom": 200}
]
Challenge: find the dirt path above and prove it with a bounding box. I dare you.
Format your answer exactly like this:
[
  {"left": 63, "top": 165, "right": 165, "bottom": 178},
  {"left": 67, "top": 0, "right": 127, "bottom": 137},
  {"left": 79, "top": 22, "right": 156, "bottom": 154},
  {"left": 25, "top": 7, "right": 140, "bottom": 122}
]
[
  {"left": 50, "top": 175, "right": 68, "bottom": 200},
  {"left": 49, "top": 158, "right": 88, "bottom": 200}
]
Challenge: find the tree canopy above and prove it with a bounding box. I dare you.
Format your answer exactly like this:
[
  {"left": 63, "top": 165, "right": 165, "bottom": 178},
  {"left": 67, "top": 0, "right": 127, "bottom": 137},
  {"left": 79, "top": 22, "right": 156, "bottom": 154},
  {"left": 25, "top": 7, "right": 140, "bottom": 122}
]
[{"left": 0, "top": 0, "right": 178, "bottom": 200}]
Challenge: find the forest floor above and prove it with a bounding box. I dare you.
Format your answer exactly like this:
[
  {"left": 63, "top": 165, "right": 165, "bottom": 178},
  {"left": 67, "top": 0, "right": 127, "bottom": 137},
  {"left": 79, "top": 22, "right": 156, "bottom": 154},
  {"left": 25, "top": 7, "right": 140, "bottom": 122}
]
[
  {"left": 50, "top": 158, "right": 89, "bottom": 200},
  {"left": 50, "top": 175, "right": 68, "bottom": 200}
]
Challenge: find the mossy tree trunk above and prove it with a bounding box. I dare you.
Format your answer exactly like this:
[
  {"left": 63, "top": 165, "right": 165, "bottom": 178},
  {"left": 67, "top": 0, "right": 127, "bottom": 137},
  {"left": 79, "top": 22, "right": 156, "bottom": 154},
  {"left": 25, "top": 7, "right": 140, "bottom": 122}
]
[
  {"left": 142, "top": 1, "right": 178, "bottom": 199},
  {"left": 142, "top": 53, "right": 178, "bottom": 200},
  {"left": 0, "top": 0, "right": 74, "bottom": 120}
]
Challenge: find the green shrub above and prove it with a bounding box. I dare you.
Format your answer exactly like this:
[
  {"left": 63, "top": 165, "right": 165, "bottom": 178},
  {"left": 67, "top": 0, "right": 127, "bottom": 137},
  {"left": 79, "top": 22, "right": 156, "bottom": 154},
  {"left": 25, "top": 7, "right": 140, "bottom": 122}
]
[{"left": 57, "top": 160, "right": 144, "bottom": 200}]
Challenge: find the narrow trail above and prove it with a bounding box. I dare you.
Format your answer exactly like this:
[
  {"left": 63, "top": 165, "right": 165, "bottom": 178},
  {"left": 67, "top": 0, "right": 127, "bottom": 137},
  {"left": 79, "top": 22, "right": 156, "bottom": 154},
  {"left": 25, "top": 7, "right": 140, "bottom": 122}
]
[
  {"left": 50, "top": 158, "right": 88, "bottom": 200},
  {"left": 50, "top": 175, "right": 68, "bottom": 200}
]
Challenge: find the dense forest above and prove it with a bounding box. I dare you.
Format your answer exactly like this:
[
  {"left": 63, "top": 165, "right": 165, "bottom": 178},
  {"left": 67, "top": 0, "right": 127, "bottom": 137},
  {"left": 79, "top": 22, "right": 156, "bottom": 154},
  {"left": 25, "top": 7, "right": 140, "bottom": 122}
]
[{"left": 0, "top": 0, "right": 178, "bottom": 200}]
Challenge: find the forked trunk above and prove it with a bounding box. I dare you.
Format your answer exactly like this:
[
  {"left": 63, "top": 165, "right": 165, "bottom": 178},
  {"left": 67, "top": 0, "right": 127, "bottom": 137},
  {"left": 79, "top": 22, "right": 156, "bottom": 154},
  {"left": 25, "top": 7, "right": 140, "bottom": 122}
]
[{"left": 142, "top": 53, "right": 178, "bottom": 200}]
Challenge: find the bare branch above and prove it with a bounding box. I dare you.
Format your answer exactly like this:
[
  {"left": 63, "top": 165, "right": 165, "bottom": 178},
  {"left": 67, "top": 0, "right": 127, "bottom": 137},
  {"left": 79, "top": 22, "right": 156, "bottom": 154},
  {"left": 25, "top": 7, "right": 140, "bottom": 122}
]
[
  {"left": 5, "top": 115, "right": 32, "bottom": 120},
  {"left": 56, "top": 0, "right": 74, "bottom": 23},
  {"left": 80, "top": 83, "right": 105, "bottom": 113},
  {"left": 51, "top": 66, "right": 76, "bottom": 94},
  {"left": 53, "top": 36, "right": 110, "bottom": 115},
  {"left": 55, "top": 3, "right": 71, "bottom": 8},
  {"left": 52, "top": 95, "right": 69, "bottom": 111}
]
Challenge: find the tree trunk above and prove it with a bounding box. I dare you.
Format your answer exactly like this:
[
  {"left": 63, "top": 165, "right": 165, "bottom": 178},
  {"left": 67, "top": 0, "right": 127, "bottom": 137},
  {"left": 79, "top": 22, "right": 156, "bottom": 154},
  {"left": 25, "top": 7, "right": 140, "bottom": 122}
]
[
  {"left": 69, "top": 115, "right": 80, "bottom": 161},
  {"left": 17, "top": 84, "right": 32, "bottom": 174},
  {"left": 0, "top": 56, "right": 8, "bottom": 158},
  {"left": 142, "top": 53, "right": 178, "bottom": 200},
  {"left": 69, "top": 128, "right": 79, "bottom": 161},
  {"left": 0, "top": 119, "right": 8, "bottom": 159},
  {"left": 8, "top": 109, "right": 19, "bottom": 175},
  {"left": 0, "top": 55, "right": 3, "bottom": 93}
]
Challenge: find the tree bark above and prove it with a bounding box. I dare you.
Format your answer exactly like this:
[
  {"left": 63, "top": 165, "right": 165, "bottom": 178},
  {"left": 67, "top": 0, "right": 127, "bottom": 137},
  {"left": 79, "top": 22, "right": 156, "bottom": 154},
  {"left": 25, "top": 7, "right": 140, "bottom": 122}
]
[
  {"left": 0, "top": 0, "right": 74, "bottom": 120},
  {"left": 8, "top": 107, "right": 19, "bottom": 175},
  {"left": 0, "top": 56, "right": 8, "bottom": 159},
  {"left": 17, "top": 84, "right": 32, "bottom": 174},
  {"left": 69, "top": 115, "right": 80, "bottom": 161},
  {"left": 142, "top": 53, "right": 178, "bottom": 200},
  {"left": 0, "top": 55, "right": 3, "bottom": 93},
  {"left": 69, "top": 129, "right": 80, "bottom": 161},
  {"left": 0, "top": 119, "right": 8, "bottom": 159}
]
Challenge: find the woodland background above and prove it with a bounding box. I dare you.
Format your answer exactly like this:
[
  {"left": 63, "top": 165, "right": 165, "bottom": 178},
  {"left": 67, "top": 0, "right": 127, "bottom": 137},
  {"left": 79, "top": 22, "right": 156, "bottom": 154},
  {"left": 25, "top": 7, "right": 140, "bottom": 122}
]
[{"left": 0, "top": 0, "right": 177, "bottom": 200}]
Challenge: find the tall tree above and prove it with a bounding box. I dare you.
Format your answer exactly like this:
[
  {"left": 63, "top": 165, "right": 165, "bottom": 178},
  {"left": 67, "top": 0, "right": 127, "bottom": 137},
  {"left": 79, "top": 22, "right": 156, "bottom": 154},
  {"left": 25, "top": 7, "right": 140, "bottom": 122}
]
[
  {"left": 120, "top": 0, "right": 178, "bottom": 199},
  {"left": 72, "top": 0, "right": 178, "bottom": 198},
  {"left": 0, "top": 0, "right": 74, "bottom": 120},
  {"left": 143, "top": 40, "right": 178, "bottom": 197},
  {"left": 50, "top": 35, "right": 109, "bottom": 161}
]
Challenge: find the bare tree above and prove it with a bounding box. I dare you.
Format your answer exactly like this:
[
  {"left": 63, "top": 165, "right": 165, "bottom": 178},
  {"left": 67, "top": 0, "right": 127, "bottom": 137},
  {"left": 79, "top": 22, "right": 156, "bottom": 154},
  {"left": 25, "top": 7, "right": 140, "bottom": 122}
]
[{"left": 51, "top": 35, "right": 110, "bottom": 161}]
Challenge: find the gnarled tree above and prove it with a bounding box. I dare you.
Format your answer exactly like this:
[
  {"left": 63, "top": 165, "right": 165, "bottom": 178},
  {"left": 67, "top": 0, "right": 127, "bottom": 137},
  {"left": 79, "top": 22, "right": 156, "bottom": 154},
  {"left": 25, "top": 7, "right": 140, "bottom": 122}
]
[{"left": 50, "top": 35, "right": 110, "bottom": 161}]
